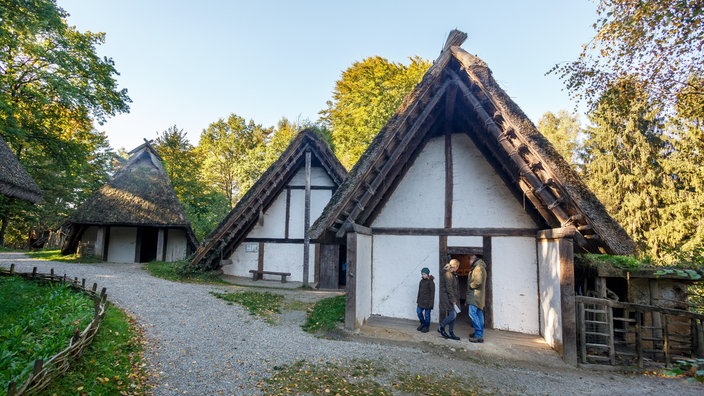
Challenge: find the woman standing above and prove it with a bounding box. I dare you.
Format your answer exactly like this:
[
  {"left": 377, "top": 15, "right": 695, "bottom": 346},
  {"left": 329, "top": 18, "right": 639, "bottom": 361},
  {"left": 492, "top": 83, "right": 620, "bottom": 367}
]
[{"left": 438, "top": 259, "right": 460, "bottom": 340}]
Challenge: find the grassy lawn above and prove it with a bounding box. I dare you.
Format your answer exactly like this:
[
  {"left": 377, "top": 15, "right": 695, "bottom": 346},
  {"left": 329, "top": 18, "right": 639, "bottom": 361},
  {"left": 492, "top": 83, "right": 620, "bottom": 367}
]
[
  {"left": 0, "top": 275, "right": 148, "bottom": 395},
  {"left": 25, "top": 249, "right": 102, "bottom": 263},
  {"left": 144, "top": 260, "right": 228, "bottom": 284}
]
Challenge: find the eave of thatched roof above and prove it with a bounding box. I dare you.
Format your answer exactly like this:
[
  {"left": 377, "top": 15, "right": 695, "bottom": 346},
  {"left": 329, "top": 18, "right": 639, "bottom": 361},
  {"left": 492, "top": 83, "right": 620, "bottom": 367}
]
[
  {"left": 68, "top": 140, "right": 197, "bottom": 248},
  {"left": 310, "top": 30, "right": 635, "bottom": 255},
  {"left": 190, "top": 129, "right": 347, "bottom": 270},
  {"left": 0, "top": 134, "right": 42, "bottom": 203}
]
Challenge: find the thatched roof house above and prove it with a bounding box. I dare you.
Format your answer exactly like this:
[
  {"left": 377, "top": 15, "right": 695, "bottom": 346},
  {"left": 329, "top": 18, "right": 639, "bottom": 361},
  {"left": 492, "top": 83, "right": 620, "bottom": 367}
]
[
  {"left": 62, "top": 140, "right": 197, "bottom": 263},
  {"left": 0, "top": 134, "right": 42, "bottom": 203},
  {"left": 190, "top": 129, "right": 346, "bottom": 287},
  {"left": 310, "top": 30, "right": 634, "bottom": 364}
]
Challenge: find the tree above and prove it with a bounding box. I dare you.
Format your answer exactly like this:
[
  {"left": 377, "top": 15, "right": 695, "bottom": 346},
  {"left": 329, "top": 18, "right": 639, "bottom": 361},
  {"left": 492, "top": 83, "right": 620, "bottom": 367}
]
[
  {"left": 197, "top": 114, "right": 272, "bottom": 208},
  {"left": 0, "top": 0, "right": 130, "bottom": 246},
  {"left": 320, "top": 56, "right": 430, "bottom": 168},
  {"left": 154, "top": 126, "right": 229, "bottom": 241},
  {"left": 580, "top": 77, "right": 666, "bottom": 256},
  {"left": 552, "top": 0, "right": 704, "bottom": 117},
  {"left": 537, "top": 110, "right": 581, "bottom": 168}
]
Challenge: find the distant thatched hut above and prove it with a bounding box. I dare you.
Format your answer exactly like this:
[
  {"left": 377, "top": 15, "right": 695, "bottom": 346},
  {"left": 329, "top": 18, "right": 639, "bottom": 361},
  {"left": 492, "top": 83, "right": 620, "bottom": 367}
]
[
  {"left": 0, "top": 134, "right": 42, "bottom": 203},
  {"left": 190, "top": 129, "right": 346, "bottom": 287},
  {"left": 62, "top": 141, "right": 197, "bottom": 263}
]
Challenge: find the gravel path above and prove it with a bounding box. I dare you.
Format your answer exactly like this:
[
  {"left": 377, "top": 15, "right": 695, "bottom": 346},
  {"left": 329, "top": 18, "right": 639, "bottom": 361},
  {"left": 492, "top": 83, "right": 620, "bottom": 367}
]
[{"left": 2, "top": 252, "right": 702, "bottom": 395}]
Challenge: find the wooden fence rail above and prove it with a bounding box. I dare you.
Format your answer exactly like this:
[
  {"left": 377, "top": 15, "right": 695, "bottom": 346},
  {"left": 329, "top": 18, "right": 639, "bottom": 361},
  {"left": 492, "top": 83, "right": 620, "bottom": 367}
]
[
  {"left": 576, "top": 295, "right": 704, "bottom": 367},
  {"left": 1, "top": 264, "right": 108, "bottom": 396}
]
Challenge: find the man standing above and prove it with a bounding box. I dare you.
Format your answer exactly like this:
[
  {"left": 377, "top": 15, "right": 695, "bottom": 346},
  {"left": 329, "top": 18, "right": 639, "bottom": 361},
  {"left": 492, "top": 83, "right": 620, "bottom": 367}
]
[{"left": 467, "top": 254, "right": 487, "bottom": 343}]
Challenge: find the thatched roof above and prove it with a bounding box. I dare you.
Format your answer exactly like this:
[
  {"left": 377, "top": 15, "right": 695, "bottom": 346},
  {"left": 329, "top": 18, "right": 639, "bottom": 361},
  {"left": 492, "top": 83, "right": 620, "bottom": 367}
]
[
  {"left": 67, "top": 140, "right": 197, "bottom": 247},
  {"left": 190, "top": 129, "right": 347, "bottom": 270},
  {"left": 0, "top": 134, "right": 42, "bottom": 203},
  {"left": 310, "top": 30, "right": 635, "bottom": 255}
]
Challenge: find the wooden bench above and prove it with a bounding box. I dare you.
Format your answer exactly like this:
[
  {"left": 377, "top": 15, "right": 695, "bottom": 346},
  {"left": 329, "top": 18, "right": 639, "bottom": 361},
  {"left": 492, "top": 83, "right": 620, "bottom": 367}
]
[{"left": 249, "top": 270, "right": 291, "bottom": 283}]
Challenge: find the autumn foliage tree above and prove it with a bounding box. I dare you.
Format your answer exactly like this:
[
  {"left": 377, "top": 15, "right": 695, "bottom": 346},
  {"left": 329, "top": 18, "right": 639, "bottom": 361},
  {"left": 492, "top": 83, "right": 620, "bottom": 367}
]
[
  {"left": 0, "top": 0, "right": 130, "bottom": 246},
  {"left": 320, "top": 56, "right": 430, "bottom": 168}
]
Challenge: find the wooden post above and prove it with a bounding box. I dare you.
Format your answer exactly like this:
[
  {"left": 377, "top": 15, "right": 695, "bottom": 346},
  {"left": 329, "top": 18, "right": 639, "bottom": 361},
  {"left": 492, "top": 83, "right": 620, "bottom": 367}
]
[
  {"left": 663, "top": 314, "right": 670, "bottom": 367},
  {"left": 32, "top": 267, "right": 37, "bottom": 277},
  {"left": 344, "top": 231, "right": 357, "bottom": 330},
  {"left": 303, "top": 150, "right": 311, "bottom": 287},
  {"left": 636, "top": 310, "right": 643, "bottom": 368},
  {"left": 7, "top": 380, "right": 16, "bottom": 396},
  {"left": 608, "top": 305, "right": 615, "bottom": 365},
  {"left": 579, "top": 301, "right": 586, "bottom": 364},
  {"left": 9, "top": 263, "right": 14, "bottom": 274}
]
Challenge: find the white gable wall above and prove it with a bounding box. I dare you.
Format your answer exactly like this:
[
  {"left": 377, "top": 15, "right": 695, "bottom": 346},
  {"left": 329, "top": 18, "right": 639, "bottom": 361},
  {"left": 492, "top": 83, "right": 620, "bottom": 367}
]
[
  {"left": 224, "top": 165, "right": 334, "bottom": 280},
  {"left": 452, "top": 134, "right": 535, "bottom": 228},
  {"left": 491, "top": 236, "right": 539, "bottom": 334},
  {"left": 367, "top": 134, "right": 540, "bottom": 334},
  {"left": 165, "top": 228, "right": 188, "bottom": 261},
  {"left": 371, "top": 235, "right": 440, "bottom": 322},
  {"left": 538, "top": 238, "right": 563, "bottom": 348},
  {"left": 107, "top": 227, "right": 136, "bottom": 263}
]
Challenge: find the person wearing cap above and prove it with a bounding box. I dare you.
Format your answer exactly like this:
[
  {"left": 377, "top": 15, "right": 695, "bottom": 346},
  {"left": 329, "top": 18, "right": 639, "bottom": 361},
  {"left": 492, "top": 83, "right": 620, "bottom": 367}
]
[
  {"left": 438, "top": 259, "right": 461, "bottom": 340},
  {"left": 466, "top": 254, "right": 487, "bottom": 343},
  {"left": 416, "top": 267, "right": 435, "bottom": 333}
]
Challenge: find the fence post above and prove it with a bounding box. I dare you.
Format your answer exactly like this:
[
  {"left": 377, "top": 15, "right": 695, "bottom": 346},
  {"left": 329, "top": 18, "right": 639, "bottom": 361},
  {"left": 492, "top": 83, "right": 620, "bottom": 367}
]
[
  {"left": 663, "top": 314, "right": 670, "bottom": 367},
  {"left": 608, "top": 305, "right": 615, "bottom": 365},
  {"left": 578, "top": 301, "right": 586, "bottom": 364},
  {"left": 635, "top": 310, "right": 643, "bottom": 368},
  {"left": 9, "top": 263, "right": 14, "bottom": 274},
  {"left": 32, "top": 267, "right": 37, "bottom": 278},
  {"left": 8, "top": 380, "right": 16, "bottom": 396}
]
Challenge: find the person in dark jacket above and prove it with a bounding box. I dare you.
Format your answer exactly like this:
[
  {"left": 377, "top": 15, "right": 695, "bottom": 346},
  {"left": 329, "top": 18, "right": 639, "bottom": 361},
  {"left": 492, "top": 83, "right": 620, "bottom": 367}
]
[
  {"left": 438, "top": 259, "right": 461, "bottom": 340},
  {"left": 466, "top": 254, "right": 487, "bottom": 343},
  {"left": 416, "top": 267, "right": 435, "bottom": 333}
]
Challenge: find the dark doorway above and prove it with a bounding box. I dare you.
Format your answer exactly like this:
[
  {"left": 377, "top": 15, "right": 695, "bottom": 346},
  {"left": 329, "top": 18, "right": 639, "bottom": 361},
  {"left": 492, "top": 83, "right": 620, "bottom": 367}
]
[{"left": 138, "top": 227, "right": 159, "bottom": 263}]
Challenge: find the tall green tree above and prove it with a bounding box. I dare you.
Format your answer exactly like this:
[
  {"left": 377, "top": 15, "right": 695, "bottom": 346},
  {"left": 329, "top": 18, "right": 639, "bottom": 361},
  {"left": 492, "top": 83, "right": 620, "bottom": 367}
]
[
  {"left": 553, "top": 0, "right": 704, "bottom": 117},
  {"left": 320, "top": 56, "right": 430, "bottom": 168},
  {"left": 154, "top": 126, "right": 228, "bottom": 241},
  {"left": 0, "top": 0, "right": 130, "bottom": 246},
  {"left": 537, "top": 110, "right": 582, "bottom": 168},
  {"left": 580, "top": 77, "right": 666, "bottom": 256},
  {"left": 198, "top": 114, "right": 272, "bottom": 208}
]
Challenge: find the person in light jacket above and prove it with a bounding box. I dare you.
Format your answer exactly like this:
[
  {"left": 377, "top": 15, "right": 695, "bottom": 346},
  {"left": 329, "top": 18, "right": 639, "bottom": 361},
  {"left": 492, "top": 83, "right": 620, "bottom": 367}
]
[
  {"left": 438, "top": 259, "right": 460, "bottom": 340},
  {"left": 466, "top": 254, "right": 487, "bottom": 343},
  {"left": 416, "top": 267, "right": 435, "bottom": 333}
]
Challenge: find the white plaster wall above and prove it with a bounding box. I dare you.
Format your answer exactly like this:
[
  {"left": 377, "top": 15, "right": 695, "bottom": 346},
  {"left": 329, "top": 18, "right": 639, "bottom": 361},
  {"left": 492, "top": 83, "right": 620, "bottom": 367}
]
[
  {"left": 447, "top": 236, "right": 483, "bottom": 247},
  {"left": 262, "top": 243, "right": 315, "bottom": 282},
  {"left": 223, "top": 243, "right": 257, "bottom": 278},
  {"left": 538, "top": 238, "right": 563, "bottom": 348},
  {"left": 452, "top": 134, "right": 535, "bottom": 228},
  {"left": 371, "top": 235, "right": 440, "bottom": 322},
  {"left": 248, "top": 191, "right": 287, "bottom": 238},
  {"left": 355, "top": 234, "right": 373, "bottom": 328},
  {"left": 288, "top": 190, "right": 305, "bottom": 238},
  {"left": 289, "top": 166, "right": 336, "bottom": 187},
  {"left": 311, "top": 189, "right": 332, "bottom": 226},
  {"left": 106, "top": 227, "right": 136, "bottom": 263},
  {"left": 372, "top": 138, "right": 445, "bottom": 228},
  {"left": 165, "top": 229, "right": 188, "bottom": 261},
  {"left": 80, "top": 226, "right": 98, "bottom": 244},
  {"left": 491, "top": 237, "right": 540, "bottom": 334}
]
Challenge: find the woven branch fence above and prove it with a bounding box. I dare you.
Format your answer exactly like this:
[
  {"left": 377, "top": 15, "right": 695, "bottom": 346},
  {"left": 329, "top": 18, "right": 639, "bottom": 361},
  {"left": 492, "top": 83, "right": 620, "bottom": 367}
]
[{"left": 1, "top": 264, "right": 108, "bottom": 396}]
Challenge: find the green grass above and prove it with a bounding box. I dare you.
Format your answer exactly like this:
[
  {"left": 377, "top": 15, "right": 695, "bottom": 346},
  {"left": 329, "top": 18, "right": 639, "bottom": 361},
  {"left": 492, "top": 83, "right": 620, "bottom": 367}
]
[
  {"left": 25, "top": 249, "right": 102, "bottom": 263},
  {"left": 211, "top": 291, "right": 285, "bottom": 324},
  {"left": 144, "top": 260, "right": 228, "bottom": 284},
  {"left": 259, "top": 359, "right": 495, "bottom": 395},
  {"left": 0, "top": 276, "right": 94, "bottom": 390},
  {"left": 302, "top": 294, "right": 345, "bottom": 333},
  {"left": 37, "top": 305, "right": 149, "bottom": 396}
]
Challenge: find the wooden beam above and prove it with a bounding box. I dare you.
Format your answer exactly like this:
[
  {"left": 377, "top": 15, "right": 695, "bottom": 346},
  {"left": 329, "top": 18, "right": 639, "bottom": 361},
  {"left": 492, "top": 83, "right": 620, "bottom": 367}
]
[{"left": 373, "top": 227, "right": 538, "bottom": 237}]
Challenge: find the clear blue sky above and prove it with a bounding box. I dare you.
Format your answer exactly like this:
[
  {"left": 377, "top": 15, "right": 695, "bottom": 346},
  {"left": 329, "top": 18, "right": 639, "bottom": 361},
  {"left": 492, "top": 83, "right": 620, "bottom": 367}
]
[{"left": 59, "top": 0, "right": 597, "bottom": 151}]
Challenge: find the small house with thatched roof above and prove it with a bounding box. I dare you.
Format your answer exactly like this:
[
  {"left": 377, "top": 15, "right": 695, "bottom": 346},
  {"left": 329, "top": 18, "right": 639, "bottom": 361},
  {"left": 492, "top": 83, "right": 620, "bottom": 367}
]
[
  {"left": 309, "top": 30, "right": 635, "bottom": 363},
  {"left": 62, "top": 140, "right": 197, "bottom": 263},
  {"left": 190, "top": 129, "right": 346, "bottom": 287},
  {"left": 0, "top": 134, "right": 42, "bottom": 203}
]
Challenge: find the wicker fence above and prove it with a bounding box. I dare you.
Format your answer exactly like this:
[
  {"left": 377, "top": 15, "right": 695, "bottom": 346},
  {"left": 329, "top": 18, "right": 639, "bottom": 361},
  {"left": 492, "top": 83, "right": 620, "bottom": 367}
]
[{"left": 1, "top": 264, "right": 108, "bottom": 396}]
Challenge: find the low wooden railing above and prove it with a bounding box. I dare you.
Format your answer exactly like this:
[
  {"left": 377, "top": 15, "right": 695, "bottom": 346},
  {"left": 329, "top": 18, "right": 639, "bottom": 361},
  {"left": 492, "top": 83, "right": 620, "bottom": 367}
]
[
  {"left": 576, "top": 295, "right": 704, "bottom": 367},
  {"left": 1, "top": 264, "right": 108, "bottom": 396}
]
